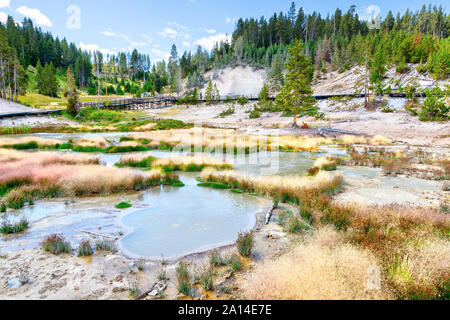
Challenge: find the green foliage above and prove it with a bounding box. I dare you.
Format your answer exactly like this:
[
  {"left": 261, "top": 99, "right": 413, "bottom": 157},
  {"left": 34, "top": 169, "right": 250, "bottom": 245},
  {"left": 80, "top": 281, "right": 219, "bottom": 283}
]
[
  {"left": 200, "top": 271, "right": 214, "bottom": 291},
  {"left": 95, "top": 240, "right": 117, "bottom": 253},
  {"left": 115, "top": 201, "right": 132, "bottom": 209},
  {"left": 41, "top": 234, "right": 72, "bottom": 255},
  {"left": 236, "top": 231, "right": 253, "bottom": 258},
  {"left": 205, "top": 81, "right": 215, "bottom": 105},
  {"left": 77, "top": 240, "right": 93, "bottom": 257},
  {"left": 430, "top": 38, "right": 449, "bottom": 80},
  {"left": 176, "top": 262, "right": 193, "bottom": 296},
  {"left": 275, "top": 41, "right": 319, "bottom": 125},
  {"left": 0, "top": 217, "right": 29, "bottom": 234},
  {"left": 219, "top": 106, "right": 235, "bottom": 117},
  {"left": 237, "top": 96, "right": 249, "bottom": 105},
  {"left": 249, "top": 108, "right": 261, "bottom": 119},
  {"left": 65, "top": 67, "right": 79, "bottom": 117},
  {"left": 419, "top": 86, "right": 449, "bottom": 122},
  {"left": 278, "top": 211, "right": 311, "bottom": 233},
  {"left": 258, "top": 83, "right": 270, "bottom": 102},
  {"left": 37, "top": 62, "right": 59, "bottom": 97},
  {"left": 396, "top": 62, "right": 410, "bottom": 74}
]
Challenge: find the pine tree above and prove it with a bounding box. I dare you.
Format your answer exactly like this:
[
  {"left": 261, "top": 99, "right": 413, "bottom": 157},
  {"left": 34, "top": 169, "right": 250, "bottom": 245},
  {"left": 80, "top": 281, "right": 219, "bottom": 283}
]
[
  {"left": 275, "top": 40, "right": 319, "bottom": 126},
  {"left": 205, "top": 81, "right": 214, "bottom": 105},
  {"left": 65, "top": 66, "right": 79, "bottom": 117},
  {"left": 39, "top": 62, "right": 59, "bottom": 97}
]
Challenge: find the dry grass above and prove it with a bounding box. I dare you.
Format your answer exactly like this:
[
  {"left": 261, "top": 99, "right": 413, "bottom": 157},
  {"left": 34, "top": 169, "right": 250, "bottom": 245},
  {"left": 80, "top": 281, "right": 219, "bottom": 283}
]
[
  {"left": 128, "top": 128, "right": 333, "bottom": 153},
  {"left": 119, "top": 154, "right": 233, "bottom": 171},
  {"left": 0, "top": 137, "right": 64, "bottom": 148},
  {"left": 338, "top": 135, "right": 391, "bottom": 146},
  {"left": 331, "top": 204, "right": 450, "bottom": 299},
  {"left": 135, "top": 123, "right": 157, "bottom": 131},
  {"left": 314, "top": 156, "right": 338, "bottom": 171},
  {"left": 75, "top": 137, "right": 108, "bottom": 148},
  {"left": 242, "top": 227, "right": 391, "bottom": 300},
  {"left": 0, "top": 149, "right": 99, "bottom": 166},
  {"left": 201, "top": 169, "right": 342, "bottom": 204},
  {"left": 0, "top": 150, "right": 179, "bottom": 208},
  {"left": 388, "top": 237, "right": 449, "bottom": 299}
]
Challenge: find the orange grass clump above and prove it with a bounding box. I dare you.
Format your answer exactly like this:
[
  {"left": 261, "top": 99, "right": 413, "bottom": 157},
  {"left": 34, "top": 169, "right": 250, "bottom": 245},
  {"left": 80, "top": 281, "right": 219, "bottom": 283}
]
[
  {"left": 0, "top": 150, "right": 179, "bottom": 208},
  {"left": 200, "top": 169, "right": 343, "bottom": 204},
  {"left": 242, "top": 227, "right": 392, "bottom": 300}
]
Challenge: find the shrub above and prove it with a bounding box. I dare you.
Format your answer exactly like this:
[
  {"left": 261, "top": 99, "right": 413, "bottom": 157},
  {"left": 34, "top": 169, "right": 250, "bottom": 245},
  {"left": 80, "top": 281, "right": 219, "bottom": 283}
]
[
  {"left": 200, "top": 271, "right": 214, "bottom": 291},
  {"left": 220, "top": 106, "right": 235, "bottom": 117},
  {"left": 41, "top": 234, "right": 72, "bottom": 255},
  {"left": 237, "top": 96, "right": 249, "bottom": 105},
  {"left": 128, "top": 282, "right": 141, "bottom": 298},
  {"left": 381, "top": 106, "right": 395, "bottom": 113},
  {"left": 419, "top": 87, "right": 449, "bottom": 122},
  {"left": 228, "top": 254, "right": 243, "bottom": 271},
  {"left": 249, "top": 109, "right": 261, "bottom": 119},
  {"left": 236, "top": 231, "right": 253, "bottom": 258},
  {"left": 209, "top": 251, "right": 227, "bottom": 267},
  {"left": 95, "top": 240, "right": 117, "bottom": 253},
  {"left": 0, "top": 217, "right": 29, "bottom": 234},
  {"left": 158, "top": 268, "right": 167, "bottom": 281},
  {"left": 396, "top": 63, "right": 411, "bottom": 74},
  {"left": 77, "top": 240, "right": 93, "bottom": 257},
  {"left": 176, "top": 261, "right": 193, "bottom": 296},
  {"left": 307, "top": 167, "right": 320, "bottom": 176}
]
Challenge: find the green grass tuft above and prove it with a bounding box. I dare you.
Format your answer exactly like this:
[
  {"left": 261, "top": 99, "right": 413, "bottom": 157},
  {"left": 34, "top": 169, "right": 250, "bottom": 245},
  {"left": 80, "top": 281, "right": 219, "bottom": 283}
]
[{"left": 115, "top": 201, "right": 132, "bottom": 209}]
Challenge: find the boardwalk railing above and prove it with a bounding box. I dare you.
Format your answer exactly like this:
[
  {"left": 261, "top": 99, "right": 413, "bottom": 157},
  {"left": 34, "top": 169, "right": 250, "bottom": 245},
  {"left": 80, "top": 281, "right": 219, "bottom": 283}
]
[{"left": 0, "top": 92, "right": 425, "bottom": 119}]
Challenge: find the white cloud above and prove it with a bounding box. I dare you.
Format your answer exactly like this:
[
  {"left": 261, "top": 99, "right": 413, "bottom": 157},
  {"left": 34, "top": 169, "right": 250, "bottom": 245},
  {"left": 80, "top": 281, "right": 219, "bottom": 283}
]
[
  {"left": 16, "top": 6, "right": 52, "bottom": 27},
  {"left": 204, "top": 28, "right": 216, "bottom": 34},
  {"left": 157, "top": 27, "right": 177, "bottom": 39},
  {"left": 79, "top": 41, "right": 114, "bottom": 55},
  {"left": 0, "top": 11, "right": 7, "bottom": 23},
  {"left": 0, "top": 0, "right": 9, "bottom": 9},
  {"left": 168, "top": 21, "right": 188, "bottom": 31},
  {"left": 182, "top": 41, "right": 191, "bottom": 47},
  {"left": 100, "top": 30, "right": 117, "bottom": 37},
  {"left": 226, "top": 17, "right": 231, "bottom": 23},
  {"left": 131, "top": 41, "right": 148, "bottom": 47},
  {"left": 194, "top": 34, "right": 231, "bottom": 51}
]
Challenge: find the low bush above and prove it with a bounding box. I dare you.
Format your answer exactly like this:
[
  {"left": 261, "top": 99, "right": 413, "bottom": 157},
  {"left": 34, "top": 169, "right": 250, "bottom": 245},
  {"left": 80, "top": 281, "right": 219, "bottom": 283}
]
[
  {"left": 77, "top": 240, "right": 93, "bottom": 257},
  {"left": 0, "top": 217, "right": 29, "bottom": 234},
  {"left": 236, "top": 231, "right": 253, "bottom": 258},
  {"left": 95, "top": 240, "right": 117, "bottom": 253},
  {"left": 41, "top": 234, "right": 72, "bottom": 255}
]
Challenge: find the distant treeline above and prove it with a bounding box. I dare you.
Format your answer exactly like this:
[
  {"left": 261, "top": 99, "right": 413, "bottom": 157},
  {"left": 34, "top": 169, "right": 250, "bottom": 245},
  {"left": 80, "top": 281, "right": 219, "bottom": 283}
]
[
  {"left": 177, "top": 3, "right": 449, "bottom": 93},
  {"left": 0, "top": 4, "right": 448, "bottom": 101}
]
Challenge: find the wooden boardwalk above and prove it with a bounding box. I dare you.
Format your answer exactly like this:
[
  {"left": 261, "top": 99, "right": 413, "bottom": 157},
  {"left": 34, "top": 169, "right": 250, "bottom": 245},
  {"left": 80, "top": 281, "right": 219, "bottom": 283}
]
[{"left": 0, "top": 92, "right": 421, "bottom": 119}]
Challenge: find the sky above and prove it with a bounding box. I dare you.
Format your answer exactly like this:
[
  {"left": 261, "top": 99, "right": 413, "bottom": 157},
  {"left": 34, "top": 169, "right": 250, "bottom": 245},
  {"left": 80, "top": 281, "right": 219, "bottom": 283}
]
[{"left": 0, "top": 0, "right": 447, "bottom": 62}]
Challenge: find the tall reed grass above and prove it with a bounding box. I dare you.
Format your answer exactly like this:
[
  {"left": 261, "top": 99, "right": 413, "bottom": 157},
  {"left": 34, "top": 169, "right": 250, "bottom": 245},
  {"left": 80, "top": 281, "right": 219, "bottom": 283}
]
[{"left": 0, "top": 150, "right": 179, "bottom": 208}]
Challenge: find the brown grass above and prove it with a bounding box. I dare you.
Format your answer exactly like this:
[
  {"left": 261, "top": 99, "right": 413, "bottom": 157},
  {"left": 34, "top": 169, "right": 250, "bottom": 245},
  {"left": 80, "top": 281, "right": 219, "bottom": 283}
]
[
  {"left": 0, "top": 150, "right": 179, "bottom": 207},
  {"left": 242, "top": 227, "right": 392, "bottom": 300},
  {"left": 200, "top": 169, "right": 343, "bottom": 204},
  {"left": 0, "top": 137, "right": 64, "bottom": 148},
  {"left": 128, "top": 128, "right": 333, "bottom": 153},
  {"left": 75, "top": 137, "right": 108, "bottom": 148}
]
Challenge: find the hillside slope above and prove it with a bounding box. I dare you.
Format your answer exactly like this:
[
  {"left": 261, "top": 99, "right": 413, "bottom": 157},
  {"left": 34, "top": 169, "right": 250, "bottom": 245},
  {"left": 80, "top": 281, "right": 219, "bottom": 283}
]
[{"left": 201, "top": 66, "right": 267, "bottom": 97}]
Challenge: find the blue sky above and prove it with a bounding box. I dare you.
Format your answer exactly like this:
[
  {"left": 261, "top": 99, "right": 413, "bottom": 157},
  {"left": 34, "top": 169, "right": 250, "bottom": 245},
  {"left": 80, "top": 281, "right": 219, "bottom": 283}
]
[{"left": 0, "top": 0, "right": 447, "bottom": 62}]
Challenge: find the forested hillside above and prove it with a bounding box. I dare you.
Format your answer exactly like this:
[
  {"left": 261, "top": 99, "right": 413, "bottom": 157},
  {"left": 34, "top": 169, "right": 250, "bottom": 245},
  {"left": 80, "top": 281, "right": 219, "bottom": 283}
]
[{"left": 0, "top": 3, "right": 448, "bottom": 103}]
